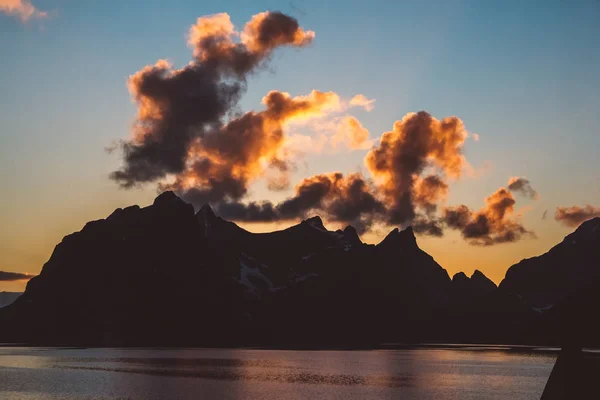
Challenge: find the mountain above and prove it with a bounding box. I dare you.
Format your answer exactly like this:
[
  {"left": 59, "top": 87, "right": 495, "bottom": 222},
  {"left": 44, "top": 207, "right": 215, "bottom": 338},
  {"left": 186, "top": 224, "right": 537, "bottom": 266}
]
[
  {"left": 451, "top": 270, "right": 497, "bottom": 300},
  {"left": 0, "top": 191, "right": 465, "bottom": 346},
  {"left": 499, "top": 217, "right": 600, "bottom": 309},
  {"left": 4, "top": 191, "right": 595, "bottom": 347},
  {"left": 0, "top": 292, "right": 22, "bottom": 309},
  {"left": 267, "top": 225, "right": 455, "bottom": 346}
]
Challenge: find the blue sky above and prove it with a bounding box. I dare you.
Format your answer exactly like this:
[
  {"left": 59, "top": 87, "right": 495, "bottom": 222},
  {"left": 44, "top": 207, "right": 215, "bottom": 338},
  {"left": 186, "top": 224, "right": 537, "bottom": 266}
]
[{"left": 1, "top": 0, "right": 599, "bottom": 289}]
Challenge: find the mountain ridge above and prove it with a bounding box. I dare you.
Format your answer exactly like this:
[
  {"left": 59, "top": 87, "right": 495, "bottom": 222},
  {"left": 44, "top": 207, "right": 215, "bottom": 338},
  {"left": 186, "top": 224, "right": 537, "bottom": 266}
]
[{"left": 0, "top": 192, "right": 597, "bottom": 347}]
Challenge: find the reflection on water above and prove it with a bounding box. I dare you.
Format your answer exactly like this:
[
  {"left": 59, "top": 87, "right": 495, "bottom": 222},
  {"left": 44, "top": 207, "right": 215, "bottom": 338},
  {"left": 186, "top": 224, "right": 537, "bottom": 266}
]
[{"left": 0, "top": 347, "right": 555, "bottom": 400}]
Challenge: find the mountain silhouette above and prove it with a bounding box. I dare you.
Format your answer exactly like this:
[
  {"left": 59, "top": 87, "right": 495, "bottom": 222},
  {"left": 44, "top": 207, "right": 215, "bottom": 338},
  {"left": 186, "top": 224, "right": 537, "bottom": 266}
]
[
  {"left": 0, "top": 192, "right": 597, "bottom": 347},
  {"left": 499, "top": 217, "right": 600, "bottom": 309}
]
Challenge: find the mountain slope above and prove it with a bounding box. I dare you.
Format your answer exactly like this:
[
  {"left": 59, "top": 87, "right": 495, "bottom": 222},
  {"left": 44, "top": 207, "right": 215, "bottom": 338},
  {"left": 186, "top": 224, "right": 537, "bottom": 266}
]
[
  {"left": 0, "top": 192, "right": 462, "bottom": 346},
  {"left": 0, "top": 292, "right": 22, "bottom": 309},
  {"left": 499, "top": 217, "right": 600, "bottom": 309},
  {"left": 3, "top": 192, "right": 590, "bottom": 347}
]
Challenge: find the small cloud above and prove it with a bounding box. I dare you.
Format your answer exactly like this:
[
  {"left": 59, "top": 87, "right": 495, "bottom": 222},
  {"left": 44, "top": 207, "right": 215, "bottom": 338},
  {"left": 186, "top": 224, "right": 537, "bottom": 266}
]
[
  {"left": 555, "top": 205, "right": 600, "bottom": 227},
  {"left": 0, "top": 270, "right": 36, "bottom": 281},
  {"left": 0, "top": 0, "right": 47, "bottom": 22},
  {"left": 542, "top": 209, "right": 548, "bottom": 220},
  {"left": 349, "top": 94, "right": 376, "bottom": 112},
  {"left": 507, "top": 177, "right": 539, "bottom": 200},
  {"left": 330, "top": 116, "right": 372, "bottom": 150},
  {"left": 472, "top": 133, "right": 480, "bottom": 142}
]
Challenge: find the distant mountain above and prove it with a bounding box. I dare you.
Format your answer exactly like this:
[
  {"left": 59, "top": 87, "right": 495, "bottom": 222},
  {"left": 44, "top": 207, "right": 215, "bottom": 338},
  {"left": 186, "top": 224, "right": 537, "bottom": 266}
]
[
  {"left": 2, "top": 191, "right": 596, "bottom": 347},
  {"left": 451, "top": 270, "right": 497, "bottom": 300},
  {"left": 500, "top": 217, "right": 600, "bottom": 309},
  {"left": 0, "top": 292, "right": 22, "bottom": 309}
]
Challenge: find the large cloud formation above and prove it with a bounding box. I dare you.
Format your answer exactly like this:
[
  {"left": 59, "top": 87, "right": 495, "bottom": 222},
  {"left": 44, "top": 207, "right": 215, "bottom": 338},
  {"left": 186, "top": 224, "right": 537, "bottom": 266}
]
[
  {"left": 112, "top": 12, "right": 537, "bottom": 246},
  {"left": 0, "top": 0, "right": 46, "bottom": 22},
  {"left": 554, "top": 205, "right": 600, "bottom": 227},
  {"left": 111, "top": 12, "right": 315, "bottom": 189},
  {"left": 365, "top": 111, "right": 467, "bottom": 224},
  {"left": 214, "top": 111, "right": 469, "bottom": 235},
  {"left": 158, "top": 89, "right": 343, "bottom": 204},
  {"left": 0, "top": 270, "right": 35, "bottom": 281}
]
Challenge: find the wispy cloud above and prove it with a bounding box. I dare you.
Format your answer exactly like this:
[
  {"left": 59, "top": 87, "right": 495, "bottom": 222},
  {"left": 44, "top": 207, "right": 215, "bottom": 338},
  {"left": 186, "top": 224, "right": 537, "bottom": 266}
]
[
  {"left": 349, "top": 94, "right": 376, "bottom": 111},
  {"left": 0, "top": 270, "right": 36, "bottom": 281},
  {"left": 555, "top": 205, "right": 600, "bottom": 227},
  {"left": 0, "top": 0, "right": 47, "bottom": 22}
]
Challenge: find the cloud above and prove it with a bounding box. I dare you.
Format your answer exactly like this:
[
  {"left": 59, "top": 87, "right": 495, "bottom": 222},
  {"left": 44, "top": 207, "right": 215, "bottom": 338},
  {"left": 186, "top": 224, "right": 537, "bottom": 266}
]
[
  {"left": 215, "top": 172, "right": 385, "bottom": 233},
  {"left": 442, "top": 187, "right": 534, "bottom": 246},
  {"left": 330, "top": 116, "right": 372, "bottom": 150},
  {"left": 349, "top": 94, "right": 376, "bottom": 111},
  {"left": 0, "top": 0, "right": 46, "bottom": 22},
  {"left": 110, "top": 11, "right": 315, "bottom": 189},
  {"left": 471, "top": 133, "right": 480, "bottom": 142},
  {"left": 413, "top": 175, "right": 449, "bottom": 214},
  {"left": 0, "top": 270, "right": 35, "bottom": 281},
  {"left": 159, "top": 89, "right": 347, "bottom": 204},
  {"left": 554, "top": 205, "right": 600, "bottom": 227},
  {"left": 108, "top": 13, "right": 536, "bottom": 245},
  {"left": 365, "top": 111, "right": 468, "bottom": 224},
  {"left": 507, "top": 176, "right": 539, "bottom": 199},
  {"left": 412, "top": 217, "right": 444, "bottom": 237}
]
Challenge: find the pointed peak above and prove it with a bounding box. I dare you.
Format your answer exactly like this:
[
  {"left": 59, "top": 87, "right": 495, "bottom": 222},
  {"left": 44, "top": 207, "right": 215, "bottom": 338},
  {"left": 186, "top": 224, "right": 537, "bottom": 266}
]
[
  {"left": 397, "top": 226, "right": 417, "bottom": 245},
  {"left": 198, "top": 204, "right": 216, "bottom": 219},
  {"left": 153, "top": 190, "right": 182, "bottom": 206},
  {"left": 342, "top": 225, "right": 362, "bottom": 245},
  {"left": 471, "top": 269, "right": 498, "bottom": 289},
  {"left": 302, "top": 216, "right": 326, "bottom": 231},
  {"left": 471, "top": 269, "right": 486, "bottom": 279},
  {"left": 343, "top": 225, "right": 357, "bottom": 235},
  {"left": 378, "top": 226, "right": 417, "bottom": 249},
  {"left": 152, "top": 191, "right": 194, "bottom": 216}
]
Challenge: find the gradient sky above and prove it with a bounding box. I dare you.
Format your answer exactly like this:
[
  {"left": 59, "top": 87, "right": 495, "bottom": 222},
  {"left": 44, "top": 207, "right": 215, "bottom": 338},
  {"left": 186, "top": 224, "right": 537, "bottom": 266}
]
[{"left": 1, "top": 0, "right": 599, "bottom": 291}]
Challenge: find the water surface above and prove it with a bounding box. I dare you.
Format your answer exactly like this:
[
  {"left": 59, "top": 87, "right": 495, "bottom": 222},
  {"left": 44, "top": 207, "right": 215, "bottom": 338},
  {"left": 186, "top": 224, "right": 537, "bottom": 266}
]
[{"left": 0, "top": 347, "right": 555, "bottom": 399}]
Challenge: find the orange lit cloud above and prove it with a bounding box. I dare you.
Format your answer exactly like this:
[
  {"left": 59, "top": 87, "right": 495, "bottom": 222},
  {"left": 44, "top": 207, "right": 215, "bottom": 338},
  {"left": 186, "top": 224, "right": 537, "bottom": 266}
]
[
  {"left": 161, "top": 89, "right": 348, "bottom": 204},
  {"left": 111, "top": 12, "right": 541, "bottom": 247},
  {"left": 111, "top": 11, "right": 315, "bottom": 189},
  {"left": 349, "top": 94, "right": 376, "bottom": 111},
  {"left": 443, "top": 187, "right": 534, "bottom": 246},
  {"left": 413, "top": 175, "right": 449, "bottom": 214},
  {"left": 0, "top": 0, "right": 46, "bottom": 22},
  {"left": 555, "top": 205, "right": 600, "bottom": 227},
  {"left": 241, "top": 11, "right": 315, "bottom": 54},
  {"left": 365, "top": 111, "right": 468, "bottom": 224},
  {"left": 330, "top": 116, "right": 372, "bottom": 150}
]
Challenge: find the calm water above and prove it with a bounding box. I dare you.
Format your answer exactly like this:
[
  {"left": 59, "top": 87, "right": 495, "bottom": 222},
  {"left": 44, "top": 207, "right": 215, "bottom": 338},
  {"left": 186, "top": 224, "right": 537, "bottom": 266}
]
[{"left": 0, "top": 347, "right": 556, "bottom": 399}]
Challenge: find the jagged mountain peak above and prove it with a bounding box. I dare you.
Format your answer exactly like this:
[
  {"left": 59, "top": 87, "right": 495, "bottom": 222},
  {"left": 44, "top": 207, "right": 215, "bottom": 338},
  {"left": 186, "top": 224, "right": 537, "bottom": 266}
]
[
  {"left": 342, "top": 225, "right": 362, "bottom": 246},
  {"left": 470, "top": 269, "right": 498, "bottom": 291},
  {"left": 198, "top": 203, "right": 217, "bottom": 219},
  {"left": 302, "top": 216, "right": 326, "bottom": 231},
  {"left": 153, "top": 190, "right": 180, "bottom": 205},
  {"left": 378, "top": 226, "right": 417, "bottom": 250}
]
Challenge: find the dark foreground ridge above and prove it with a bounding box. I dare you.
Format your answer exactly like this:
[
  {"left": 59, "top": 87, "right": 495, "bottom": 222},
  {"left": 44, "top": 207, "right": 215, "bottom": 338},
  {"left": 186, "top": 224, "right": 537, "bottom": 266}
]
[{"left": 0, "top": 192, "right": 598, "bottom": 347}]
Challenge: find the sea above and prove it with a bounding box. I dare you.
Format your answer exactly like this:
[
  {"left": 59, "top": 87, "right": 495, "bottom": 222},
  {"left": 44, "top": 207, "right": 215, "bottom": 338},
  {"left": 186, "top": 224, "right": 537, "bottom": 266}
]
[{"left": 0, "top": 346, "right": 557, "bottom": 399}]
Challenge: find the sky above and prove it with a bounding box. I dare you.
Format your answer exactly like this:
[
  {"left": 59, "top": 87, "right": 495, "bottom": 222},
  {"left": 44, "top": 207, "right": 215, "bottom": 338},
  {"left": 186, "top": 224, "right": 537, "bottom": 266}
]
[{"left": 1, "top": 0, "right": 599, "bottom": 291}]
